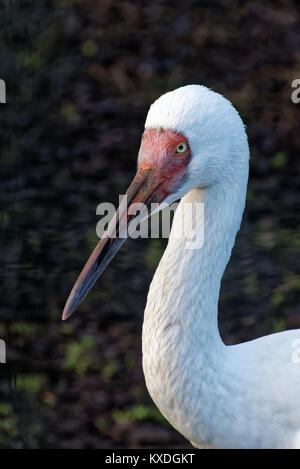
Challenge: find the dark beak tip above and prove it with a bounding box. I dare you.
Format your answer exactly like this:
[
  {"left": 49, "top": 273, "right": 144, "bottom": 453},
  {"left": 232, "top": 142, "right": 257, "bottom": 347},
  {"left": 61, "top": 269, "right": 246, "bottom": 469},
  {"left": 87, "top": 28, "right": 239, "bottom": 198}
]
[
  {"left": 62, "top": 308, "right": 70, "bottom": 321},
  {"left": 62, "top": 291, "right": 78, "bottom": 321},
  {"left": 62, "top": 304, "right": 72, "bottom": 321}
]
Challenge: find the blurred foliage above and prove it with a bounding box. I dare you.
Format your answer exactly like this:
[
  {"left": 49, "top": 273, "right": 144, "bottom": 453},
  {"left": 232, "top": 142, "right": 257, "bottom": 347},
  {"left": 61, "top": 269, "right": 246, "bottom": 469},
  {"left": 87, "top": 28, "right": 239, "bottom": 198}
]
[
  {"left": 63, "top": 336, "right": 97, "bottom": 375},
  {"left": 0, "top": 0, "right": 299, "bottom": 449},
  {"left": 112, "top": 404, "right": 166, "bottom": 424}
]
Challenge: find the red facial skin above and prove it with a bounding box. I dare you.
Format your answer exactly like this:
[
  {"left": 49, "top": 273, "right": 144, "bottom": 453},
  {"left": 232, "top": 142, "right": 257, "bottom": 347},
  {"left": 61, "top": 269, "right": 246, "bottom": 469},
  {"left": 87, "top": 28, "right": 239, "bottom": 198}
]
[{"left": 137, "top": 128, "right": 190, "bottom": 202}]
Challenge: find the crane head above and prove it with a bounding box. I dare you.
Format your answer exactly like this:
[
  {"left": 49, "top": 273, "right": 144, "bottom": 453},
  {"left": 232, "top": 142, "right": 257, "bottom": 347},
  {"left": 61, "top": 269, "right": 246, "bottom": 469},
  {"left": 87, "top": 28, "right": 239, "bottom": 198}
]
[{"left": 62, "top": 84, "right": 248, "bottom": 320}]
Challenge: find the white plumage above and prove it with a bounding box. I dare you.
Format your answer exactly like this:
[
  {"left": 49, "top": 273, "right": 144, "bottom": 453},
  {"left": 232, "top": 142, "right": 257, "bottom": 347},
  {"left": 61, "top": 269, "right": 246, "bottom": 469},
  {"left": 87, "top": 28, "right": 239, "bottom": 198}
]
[
  {"left": 142, "top": 85, "right": 300, "bottom": 449},
  {"left": 63, "top": 85, "right": 300, "bottom": 449}
]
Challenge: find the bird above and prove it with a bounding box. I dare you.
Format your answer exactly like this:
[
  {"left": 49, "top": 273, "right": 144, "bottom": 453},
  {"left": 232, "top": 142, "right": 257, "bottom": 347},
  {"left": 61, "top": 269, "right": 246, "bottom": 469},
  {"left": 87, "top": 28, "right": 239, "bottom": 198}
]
[{"left": 62, "top": 85, "right": 300, "bottom": 449}]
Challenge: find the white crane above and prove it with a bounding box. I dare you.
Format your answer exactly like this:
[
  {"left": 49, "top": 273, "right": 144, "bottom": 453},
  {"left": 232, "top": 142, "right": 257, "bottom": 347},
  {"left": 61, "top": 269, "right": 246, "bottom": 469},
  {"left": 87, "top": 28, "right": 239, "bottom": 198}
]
[{"left": 63, "top": 85, "right": 300, "bottom": 449}]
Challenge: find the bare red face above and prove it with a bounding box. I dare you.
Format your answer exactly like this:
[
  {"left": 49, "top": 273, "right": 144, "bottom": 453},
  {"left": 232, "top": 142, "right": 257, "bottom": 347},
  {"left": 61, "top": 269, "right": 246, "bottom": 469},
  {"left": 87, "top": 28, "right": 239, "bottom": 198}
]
[
  {"left": 137, "top": 128, "right": 190, "bottom": 202},
  {"left": 62, "top": 128, "right": 190, "bottom": 320}
]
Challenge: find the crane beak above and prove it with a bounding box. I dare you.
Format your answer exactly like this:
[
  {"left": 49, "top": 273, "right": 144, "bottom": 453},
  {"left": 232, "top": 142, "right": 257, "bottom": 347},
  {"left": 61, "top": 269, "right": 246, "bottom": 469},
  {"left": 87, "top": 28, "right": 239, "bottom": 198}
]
[{"left": 62, "top": 166, "right": 162, "bottom": 320}]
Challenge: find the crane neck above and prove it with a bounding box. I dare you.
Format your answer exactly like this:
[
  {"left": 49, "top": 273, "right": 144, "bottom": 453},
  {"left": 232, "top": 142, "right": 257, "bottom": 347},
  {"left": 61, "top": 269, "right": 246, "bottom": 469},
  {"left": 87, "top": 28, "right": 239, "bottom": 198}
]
[
  {"left": 142, "top": 161, "right": 249, "bottom": 438},
  {"left": 144, "top": 165, "right": 248, "bottom": 352}
]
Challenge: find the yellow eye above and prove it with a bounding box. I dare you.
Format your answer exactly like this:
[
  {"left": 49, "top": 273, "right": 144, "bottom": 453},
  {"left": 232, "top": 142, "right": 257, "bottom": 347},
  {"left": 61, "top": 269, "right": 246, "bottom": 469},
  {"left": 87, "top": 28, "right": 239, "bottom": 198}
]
[{"left": 175, "top": 142, "right": 188, "bottom": 154}]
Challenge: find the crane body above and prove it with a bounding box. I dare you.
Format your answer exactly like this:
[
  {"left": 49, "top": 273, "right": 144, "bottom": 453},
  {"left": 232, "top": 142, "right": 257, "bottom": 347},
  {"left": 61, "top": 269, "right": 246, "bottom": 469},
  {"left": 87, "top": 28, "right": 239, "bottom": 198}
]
[{"left": 63, "top": 85, "right": 300, "bottom": 449}]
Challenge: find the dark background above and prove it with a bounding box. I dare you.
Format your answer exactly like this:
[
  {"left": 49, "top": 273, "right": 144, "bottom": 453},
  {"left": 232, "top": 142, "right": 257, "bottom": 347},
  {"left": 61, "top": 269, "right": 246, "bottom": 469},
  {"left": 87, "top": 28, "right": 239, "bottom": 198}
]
[{"left": 0, "top": 0, "right": 300, "bottom": 448}]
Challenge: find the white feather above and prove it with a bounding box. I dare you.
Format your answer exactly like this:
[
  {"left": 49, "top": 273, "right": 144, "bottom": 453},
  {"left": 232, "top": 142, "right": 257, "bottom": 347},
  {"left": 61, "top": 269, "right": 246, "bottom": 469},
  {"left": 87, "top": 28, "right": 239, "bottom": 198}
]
[{"left": 142, "top": 85, "right": 300, "bottom": 449}]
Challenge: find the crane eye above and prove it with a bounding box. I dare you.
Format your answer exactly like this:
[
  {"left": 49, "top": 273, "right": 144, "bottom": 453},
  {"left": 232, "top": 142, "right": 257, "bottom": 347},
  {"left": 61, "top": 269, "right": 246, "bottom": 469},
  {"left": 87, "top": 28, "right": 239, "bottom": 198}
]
[{"left": 175, "top": 142, "right": 188, "bottom": 154}]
